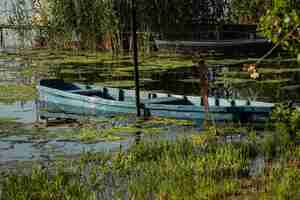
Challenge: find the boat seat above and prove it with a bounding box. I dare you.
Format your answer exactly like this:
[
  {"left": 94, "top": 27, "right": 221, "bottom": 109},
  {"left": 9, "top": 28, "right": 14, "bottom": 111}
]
[
  {"left": 143, "top": 96, "right": 185, "bottom": 105},
  {"left": 70, "top": 88, "right": 115, "bottom": 100},
  {"left": 69, "top": 89, "right": 101, "bottom": 94}
]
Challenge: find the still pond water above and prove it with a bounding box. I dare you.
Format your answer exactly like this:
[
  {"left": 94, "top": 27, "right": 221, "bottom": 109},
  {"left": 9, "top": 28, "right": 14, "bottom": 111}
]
[{"left": 0, "top": 54, "right": 299, "bottom": 164}]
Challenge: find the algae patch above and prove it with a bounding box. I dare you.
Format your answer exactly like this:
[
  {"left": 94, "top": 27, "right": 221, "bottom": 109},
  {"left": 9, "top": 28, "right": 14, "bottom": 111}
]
[
  {"left": 104, "top": 126, "right": 164, "bottom": 135},
  {"left": 0, "top": 117, "right": 20, "bottom": 135},
  {"left": 138, "top": 117, "right": 194, "bottom": 127},
  {"left": 46, "top": 116, "right": 183, "bottom": 143},
  {"left": 0, "top": 85, "right": 36, "bottom": 103},
  {"left": 79, "top": 127, "right": 124, "bottom": 142},
  {"left": 50, "top": 127, "right": 126, "bottom": 143}
]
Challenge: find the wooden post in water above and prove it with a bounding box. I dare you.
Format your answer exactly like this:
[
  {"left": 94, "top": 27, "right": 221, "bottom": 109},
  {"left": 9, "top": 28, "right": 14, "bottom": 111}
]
[
  {"left": 0, "top": 28, "right": 4, "bottom": 48},
  {"left": 132, "top": 0, "right": 141, "bottom": 116}
]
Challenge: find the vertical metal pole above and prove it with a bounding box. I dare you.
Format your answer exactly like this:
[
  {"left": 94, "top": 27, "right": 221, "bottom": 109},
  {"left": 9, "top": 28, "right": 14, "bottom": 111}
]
[{"left": 132, "top": 0, "right": 141, "bottom": 116}]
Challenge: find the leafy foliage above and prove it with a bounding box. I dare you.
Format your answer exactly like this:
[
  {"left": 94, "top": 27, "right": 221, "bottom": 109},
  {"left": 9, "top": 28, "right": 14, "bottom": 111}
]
[
  {"left": 114, "top": 0, "right": 229, "bottom": 33},
  {"left": 259, "top": 0, "right": 300, "bottom": 61},
  {"left": 228, "top": 0, "right": 272, "bottom": 24},
  {"left": 271, "top": 104, "right": 300, "bottom": 140}
]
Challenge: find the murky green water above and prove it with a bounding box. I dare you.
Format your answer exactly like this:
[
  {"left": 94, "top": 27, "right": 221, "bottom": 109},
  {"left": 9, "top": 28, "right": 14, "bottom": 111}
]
[
  {"left": 0, "top": 100, "right": 196, "bottom": 164},
  {"left": 0, "top": 52, "right": 299, "bottom": 164},
  {"left": 0, "top": 102, "right": 36, "bottom": 123},
  {"left": 0, "top": 101, "right": 133, "bottom": 163},
  {"left": 0, "top": 134, "right": 133, "bottom": 163}
]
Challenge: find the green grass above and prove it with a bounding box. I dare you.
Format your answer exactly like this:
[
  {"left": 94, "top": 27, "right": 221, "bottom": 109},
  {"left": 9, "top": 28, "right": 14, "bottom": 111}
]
[
  {"left": 1, "top": 115, "right": 300, "bottom": 200},
  {"left": 1, "top": 130, "right": 299, "bottom": 199}
]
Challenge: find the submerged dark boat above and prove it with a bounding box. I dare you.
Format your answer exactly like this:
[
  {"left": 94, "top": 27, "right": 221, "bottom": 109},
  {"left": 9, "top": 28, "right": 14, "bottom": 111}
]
[
  {"left": 154, "top": 38, "right": 271, "bottom": 55},
  {"left": 37, "top": 79, "right": 274, "bottom": 121},
  {"left": 155, "top": 38, "right": 270, "bottom": 48}
]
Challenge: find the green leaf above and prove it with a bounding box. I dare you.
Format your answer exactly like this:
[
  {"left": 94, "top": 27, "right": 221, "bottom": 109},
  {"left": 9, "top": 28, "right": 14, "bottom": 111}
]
[
  {"left": 284, "top": 16, "right": 291, "bottom": 24},
  {"left": 283, "top": 41, "right": 289, "bottom": 47},
  {"left": 297, "top": 54, "right": 300, "bottom": 63}
]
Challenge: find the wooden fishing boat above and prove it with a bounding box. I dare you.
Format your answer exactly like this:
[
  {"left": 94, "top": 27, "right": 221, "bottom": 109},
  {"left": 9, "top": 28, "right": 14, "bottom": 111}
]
[{"left": 37, "top": 79, "right": 274, "bottom": 121}]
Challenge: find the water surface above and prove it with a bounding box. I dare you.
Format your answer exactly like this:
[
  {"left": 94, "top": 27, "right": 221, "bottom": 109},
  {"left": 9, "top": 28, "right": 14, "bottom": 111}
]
[{"left": 0, "top": 101, "right": 37, "bottom": 123}]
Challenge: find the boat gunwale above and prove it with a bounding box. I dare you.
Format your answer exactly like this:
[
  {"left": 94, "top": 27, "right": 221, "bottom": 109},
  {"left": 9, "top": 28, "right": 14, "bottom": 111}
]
[{"left": 38, "top": 84, "right": 273, "bottom": 114}]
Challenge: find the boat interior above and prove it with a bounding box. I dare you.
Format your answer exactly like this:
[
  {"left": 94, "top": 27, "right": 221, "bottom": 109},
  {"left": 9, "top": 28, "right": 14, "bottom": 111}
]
[
  {"left": 40, "top": 79, "right": 193, "bottom": 105},
  {"left": 39, "top": 79, "right": 274, "bottom": 108}
]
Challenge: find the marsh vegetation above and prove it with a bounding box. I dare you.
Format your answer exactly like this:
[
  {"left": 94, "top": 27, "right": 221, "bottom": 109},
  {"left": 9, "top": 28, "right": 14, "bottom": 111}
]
[
  {"left": 0, "top": 0, "right": 299, "bottom": 199},
  {"left": 0, "top": 29, "right": 299, "bottom": 200},
  {"left": 1, "top": 105, "right": 300, "bottom": 199}
]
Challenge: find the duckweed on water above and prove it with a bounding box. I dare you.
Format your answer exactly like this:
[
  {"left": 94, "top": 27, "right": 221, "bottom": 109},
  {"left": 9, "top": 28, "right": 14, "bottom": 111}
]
[
  {"left": 1, "top": 49, "right": 300, "bottom": 199},
  {"left": 105, "top": 126, "right": 164, "bottom": 135},
  {"left": 49, "top": 127, "right": 125, "bottom": 143},
  {"left": 0, "top": 117, "right": 17, "bottom": 124},
  {"left": 0, "top": 85, "right": 36, "bottom": 103},
  {"left": 35, "top": 115, "right": 174, "bottom": 143},
  {"left": 79, "top": 127, "right": 124, "bottom": 142},
  {"left": 137, "top": 117, "right": 194, "bottom": 127},
  {"left": 0, "top": 117, "right": 22, "bottom": 135}
]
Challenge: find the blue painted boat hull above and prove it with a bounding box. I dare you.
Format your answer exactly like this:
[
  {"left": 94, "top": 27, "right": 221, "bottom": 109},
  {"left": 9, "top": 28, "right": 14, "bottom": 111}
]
[{"left": 37, "top": 79, "right": 274, "bottom": 121}]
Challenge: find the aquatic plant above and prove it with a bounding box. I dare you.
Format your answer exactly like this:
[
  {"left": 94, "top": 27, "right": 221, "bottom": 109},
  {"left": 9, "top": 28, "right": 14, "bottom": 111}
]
[
  {"left": 1, "top": 128, "right": 300, "bottom": 200},
  {"left": 1, "top": 164, "right": 97, "bottom": 200},
  {"left": 78, "top": 128, "right": 100, "bottom": 142},
  {"left": 0, "top": 117, "right": 42, "bottom": 137},
  {"left": 106, "top": 126, "right": 163, "bottom": 136},
  {"left": 1, "top": 95, "right": 300, "bottom": 200},
  {"left": 191, "top": 126, "right": 219, "bottom": 145},
  {"left": 271, "top": 104, "right": 300, "bottom": 140},
  {"left": 264, "top": 166, "right": 300, "bottom": 199},
  {"left": 0, "top": 117, "right": 17, "bottom": 124},
  {"left": 54, "top": 127, "right": 125, "bottom": 143},
  {"left": 0, "top": 84, "right": 36, "bottom": 104},
  {"left": 137, "top": 117, "right": 194, "bottom": 127}
]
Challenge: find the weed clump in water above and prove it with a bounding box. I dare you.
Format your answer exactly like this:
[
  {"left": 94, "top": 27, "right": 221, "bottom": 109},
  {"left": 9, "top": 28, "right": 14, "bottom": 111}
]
[{"left": 0, "top": 85, "right": 36, "bottom": 104}]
